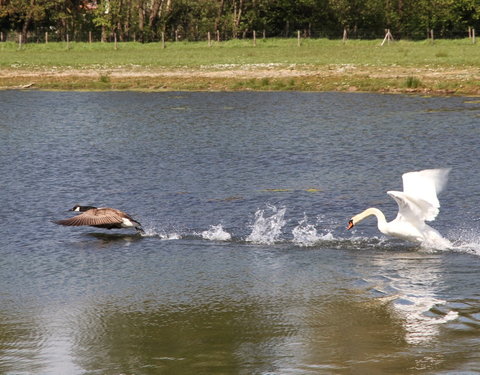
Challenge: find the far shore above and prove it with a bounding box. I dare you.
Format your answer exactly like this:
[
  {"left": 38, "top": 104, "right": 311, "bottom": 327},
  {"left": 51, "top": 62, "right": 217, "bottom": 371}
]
[
  {"left": 2, "top": 64, "right": 479, "bottom": 95},
  {"left": 1, "top": 38, "right": 479, "bottom": 95}
]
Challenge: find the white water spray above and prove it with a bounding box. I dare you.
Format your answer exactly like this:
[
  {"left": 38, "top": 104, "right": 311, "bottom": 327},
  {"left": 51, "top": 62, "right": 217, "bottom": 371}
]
[
  {"left": 201, "top": 224, "right": 232, "bottom": 241},
  {"left": 246, "top": 205, "right": 286, "bottom": 244},
  {"left": 292, "top": 214, "right": 334, "bottom": 246},
  {"left": 448, "top": 226, "right": 480, "bottom": 255},
  {"left": 292, "top": 215, "right": 318, "bottom": 246},
  {"left": 141, "top": 227, "right": 181, "bottom": 239}
]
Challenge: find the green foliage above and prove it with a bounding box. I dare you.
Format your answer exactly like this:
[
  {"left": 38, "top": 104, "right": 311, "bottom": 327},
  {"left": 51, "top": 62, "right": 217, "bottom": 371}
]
[
  {"left": 1, "top": 0, "right": 480, "bottom": 42},
  {"left": 99, "top": 74, "right": 110, "bottom": 83},
  {"left": 405, "top": 76, "right": 422, "bottom": 88}
]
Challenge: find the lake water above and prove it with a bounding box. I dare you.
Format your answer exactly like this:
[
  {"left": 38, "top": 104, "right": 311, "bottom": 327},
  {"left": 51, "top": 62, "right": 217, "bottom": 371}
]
[{"left": 1, "top": 91, "right": 479, "bottom": 375}]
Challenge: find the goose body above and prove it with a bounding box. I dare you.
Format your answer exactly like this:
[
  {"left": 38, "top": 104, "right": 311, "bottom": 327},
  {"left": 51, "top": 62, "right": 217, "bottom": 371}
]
[
  {"left": 55, "top": 205, "right": 144, "bottom": 233},
  {"left": 347, "top": 168, "right": 451, "bottom": 248}
]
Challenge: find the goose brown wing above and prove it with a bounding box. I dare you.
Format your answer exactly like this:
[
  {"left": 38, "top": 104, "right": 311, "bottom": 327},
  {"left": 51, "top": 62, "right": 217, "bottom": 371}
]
[
  {"left": 98, "top": 208, "right": 140, "bottom": 225},
  {"left": 98, "top": 208, "right": 131, "bottom": 219},
  {"left": 55, "top": 210, "right": 123, "bottom": 227}
]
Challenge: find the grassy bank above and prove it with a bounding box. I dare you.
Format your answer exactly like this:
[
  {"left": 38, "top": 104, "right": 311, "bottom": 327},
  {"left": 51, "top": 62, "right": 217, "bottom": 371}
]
[{"left": 1, "top": 38, "right": 479, "bottom": 94}]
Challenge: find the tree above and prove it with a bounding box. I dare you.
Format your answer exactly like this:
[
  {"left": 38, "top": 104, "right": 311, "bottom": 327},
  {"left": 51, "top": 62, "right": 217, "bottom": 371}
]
[
  {"left": 453, "top": 0, "right": 480, "bottom": 34},
  {"left": 0, "top": 0, "right": 47, "bottom": 40},
  {"left": 1, "top": 0, "right": 478, "bottom": 42}
]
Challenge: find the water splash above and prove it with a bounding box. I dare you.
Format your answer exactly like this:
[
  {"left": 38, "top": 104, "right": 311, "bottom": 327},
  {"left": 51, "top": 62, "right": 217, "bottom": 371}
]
[
  {"left": 420, "top": 235, "right": 452, "bottom": 252},
  {"left": 448, "top": 227, "right": 480, "bottom": 255},
  {"left": 292, "top": 215, "right": 318, "bottom": 246},
  {"left": 246, "top": 205, "right": 286, "bottom": 244},
  {"left": 201, "top": 224, "right": 232, "bottom": 241},
  {"left": 292, "top": 214, "right": 334, "bottom": 247},
  {"left": 141, "top": 227, "right": 181, "bottom": 240}
]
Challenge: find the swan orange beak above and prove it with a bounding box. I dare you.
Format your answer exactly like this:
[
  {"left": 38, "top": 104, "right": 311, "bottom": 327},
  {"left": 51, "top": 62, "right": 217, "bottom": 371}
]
[{"left": 347, "top": 220, "right": 354, "bottom": 230}]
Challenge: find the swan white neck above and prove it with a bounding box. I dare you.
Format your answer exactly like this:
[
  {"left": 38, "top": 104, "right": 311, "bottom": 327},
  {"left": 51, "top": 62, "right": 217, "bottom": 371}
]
[{"left": 352, "top": 208, "right": 388, "bottom": 232}]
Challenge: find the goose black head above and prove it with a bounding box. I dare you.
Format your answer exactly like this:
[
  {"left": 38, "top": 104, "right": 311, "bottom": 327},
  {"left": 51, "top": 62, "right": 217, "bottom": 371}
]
[{"left": 70, "top": 205, "right": 97, "bottom": 212}]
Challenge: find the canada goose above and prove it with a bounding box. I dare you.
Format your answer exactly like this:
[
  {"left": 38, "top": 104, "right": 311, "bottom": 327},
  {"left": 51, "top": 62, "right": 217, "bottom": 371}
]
[{"left": 55, "top": 205, "right": 144, "bottom": 233}]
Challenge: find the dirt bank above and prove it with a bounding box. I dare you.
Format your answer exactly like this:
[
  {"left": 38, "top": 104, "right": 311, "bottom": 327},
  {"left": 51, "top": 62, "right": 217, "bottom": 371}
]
[{"left": 1, "top": 64, "right": 479, "bottom": 94}]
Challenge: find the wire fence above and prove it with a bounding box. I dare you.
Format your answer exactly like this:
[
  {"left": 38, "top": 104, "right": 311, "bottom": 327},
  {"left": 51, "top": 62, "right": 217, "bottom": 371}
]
[{"left": 0, "top": 27, "right": 477, "bottom": 45}]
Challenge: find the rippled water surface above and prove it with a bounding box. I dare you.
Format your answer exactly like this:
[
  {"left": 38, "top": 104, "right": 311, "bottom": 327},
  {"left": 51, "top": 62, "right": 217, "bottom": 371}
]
[{"left": 1, "top": 91, "right": 480, "bottom": 374}]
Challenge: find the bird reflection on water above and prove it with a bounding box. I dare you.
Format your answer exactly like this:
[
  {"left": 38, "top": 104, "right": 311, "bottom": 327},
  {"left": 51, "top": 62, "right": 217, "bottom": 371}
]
[{"left": 85, "top": 232, "right": 144, "bottom": 243}]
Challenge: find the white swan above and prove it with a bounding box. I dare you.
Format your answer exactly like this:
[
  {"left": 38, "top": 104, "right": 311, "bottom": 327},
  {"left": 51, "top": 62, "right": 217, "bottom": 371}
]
[{"left": 347, "top": 168, "right": 451, "bottom": 248}]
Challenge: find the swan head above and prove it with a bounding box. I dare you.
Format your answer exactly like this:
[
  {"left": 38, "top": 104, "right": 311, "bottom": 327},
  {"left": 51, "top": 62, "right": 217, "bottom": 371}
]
[
  {"left": 347, "top": 219, "right": 354, "bottom": 230},
  {"left": 346, "top": 208, "right": 386, "bottom": 231},
  {"left": 346, "top": 212, "right": 364, "bottom": 230}
]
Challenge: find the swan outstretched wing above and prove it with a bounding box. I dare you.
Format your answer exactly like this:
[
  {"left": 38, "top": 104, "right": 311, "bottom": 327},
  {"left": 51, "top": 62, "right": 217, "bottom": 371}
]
[
  {"left": 401, "top": 168, "right": 450, "bottom": 210},
  {"left": 387, "top": 191, "right": 439, "bottom": 224}
]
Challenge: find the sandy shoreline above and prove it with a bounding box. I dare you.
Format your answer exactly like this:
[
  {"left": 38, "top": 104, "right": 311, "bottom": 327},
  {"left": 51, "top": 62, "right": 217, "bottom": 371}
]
[{"left": 1, "top": 64, "right": 479, "bottom": 94}]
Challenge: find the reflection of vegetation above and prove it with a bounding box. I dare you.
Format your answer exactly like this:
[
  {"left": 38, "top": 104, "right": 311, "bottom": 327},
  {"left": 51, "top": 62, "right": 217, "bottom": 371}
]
[
  {"left": 72, "top": 301, "right": 292, "bottom": 374},
  {"left": 300, "top": 295, "right": 469, "bottom": 373},
  {"left": 302, "top": 296, "right": 408, "bottom": 367},
  {"left": 0, "top": 292, "right": 472, "bottom": 373},
  {"left": 69, "top": 293, "right": 469, "bottom": 374},
  {"left": 0, "top": 311, "right": 45, "bottom": 374}
]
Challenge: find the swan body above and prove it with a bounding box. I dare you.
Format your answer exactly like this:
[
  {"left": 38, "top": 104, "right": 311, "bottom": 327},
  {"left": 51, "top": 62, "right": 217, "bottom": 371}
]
[
  {"left": 55, "top": 205, "right": 144, "bottom": 233},
  {"left": 347, "top": 168, "right": 451, "bottom": 248}
]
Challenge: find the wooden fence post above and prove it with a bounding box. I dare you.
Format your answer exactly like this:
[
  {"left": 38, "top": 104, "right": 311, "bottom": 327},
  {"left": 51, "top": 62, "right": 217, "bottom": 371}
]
[
  {"left": 114, "top": 32, "right": 117, "bottom": 49},
  {"left": 89, "top": 31, "right": 92, "bottom": 43},
  {"left": 253, "top": 30, "right": 256, "bottom": 46},
  {"left": 297, "top": 30, "right": 301, "bottom": 46},
  {"left": 473, "top": 28, "right": 476, "bottom": 44},
  {"left": 208, "top": 31, "right": 211, "bottom": 47},
  {"left": 381, "top": 29, "right": 393, "bottom": 46},
  {"left": 18, "top": 33, "right": 22, "bottom": 50},
  {"left": 161, "top": 32, "right": 165, "bottom": 48}
]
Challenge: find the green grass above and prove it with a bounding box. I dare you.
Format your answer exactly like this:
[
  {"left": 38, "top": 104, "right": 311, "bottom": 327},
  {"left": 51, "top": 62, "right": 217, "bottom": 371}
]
[
  {"left": 1, "top": 38, "right": 479, "bottom": 69},
  {"left": 405, "top": 76, "right": 422, "bottom": 88},
  {"left": 1, "top": 38, "right": 479, "bottom": 94},
  {"left": 98, "top": 74, "right": 110, "bottom": 83}
]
